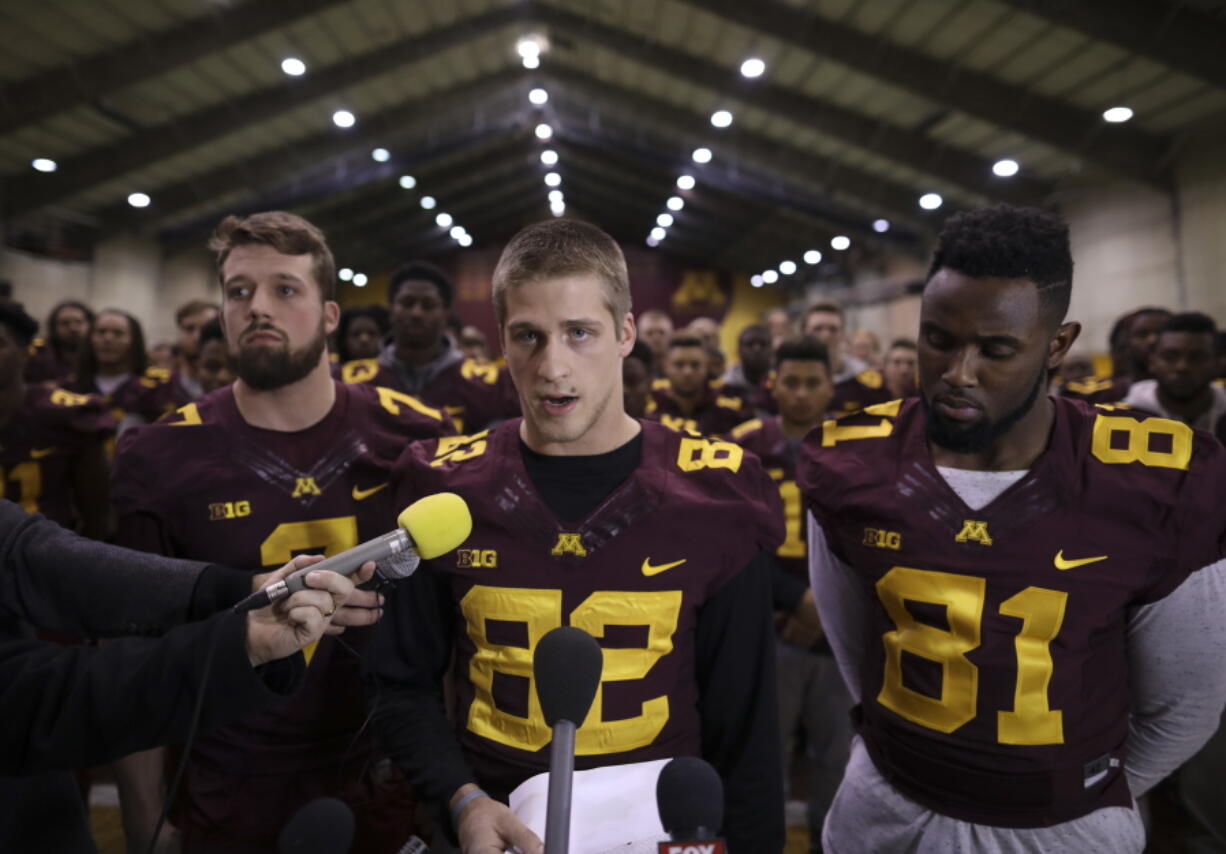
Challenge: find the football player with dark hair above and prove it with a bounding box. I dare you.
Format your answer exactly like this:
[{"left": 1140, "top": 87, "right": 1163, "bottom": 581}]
[
  {"left": 805, "top": 302, "right": 892, "bottom": 416},
  {"left": 622, "top": 338, "right": 654, "bottom": 419},
  {"left": 110, "top": 211, "right": 452, "bottom": 853},
  {"left": 194, "top": 317, "right": 234, "bottom": 395},
  {"left": 1123, "top": 311, "right": 1226, "bottom": 444},
  {"left": 723, "top": 323, "right": 773, "bottom": 411},
  {"left": 337, "top": 260, "right": 518, "bottom": 433},
  {"left": 1063, "top": 306, "right": 1173, "bottom": 403},
  {"left": 335, "top": 304, "right": 389, "bottom": 364},
  {"left": 648, "top": 332, "right": 754, "bottom": 435},
  {"left": 370, "top": 218, "right": 785, "bottom": 854},
  {"left": 0, "top": 301, "right": 114, "bottom": 539},
  {"left": 881, "top": 338, "right": 919, "bottom": 400},
  {"left": 799, "top": 204, "right": 1226, "bottom": 853},
  {"left": 729, "top": 334, "right": 846, "bottom": 848},
  {"left": 26, "top": 299, "right": 94, "bottom": 384}
]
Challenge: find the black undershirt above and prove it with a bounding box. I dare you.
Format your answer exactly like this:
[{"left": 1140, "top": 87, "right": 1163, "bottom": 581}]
[{"left": 518, "top": 434, "right": 643, "bottom": 522}]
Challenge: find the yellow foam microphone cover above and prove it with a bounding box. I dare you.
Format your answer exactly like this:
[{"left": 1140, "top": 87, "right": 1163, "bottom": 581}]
[{"left": 397, "top": 492, "right": 472, "bottom": 559}]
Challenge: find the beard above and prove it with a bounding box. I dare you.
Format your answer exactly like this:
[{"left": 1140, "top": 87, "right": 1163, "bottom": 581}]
[
  {"left": 922, "top": 367, "right": 1047, "bottom": 454},
  {"left": 235, "top": 321, "right": 327, "bottom": 391}
]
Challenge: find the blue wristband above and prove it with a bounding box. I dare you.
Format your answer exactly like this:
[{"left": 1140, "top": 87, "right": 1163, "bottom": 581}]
[{"left": 450, "top": 787, "right": 489, "bottom": 828}]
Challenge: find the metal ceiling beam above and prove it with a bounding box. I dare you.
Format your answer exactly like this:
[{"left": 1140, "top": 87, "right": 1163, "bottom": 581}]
[
  {"left": 545, "top": 66, "right": 937, "bottom": 237},
  {"left": 0, "top": 0, "right": 352, "bottom": 135},
  {"left": 90, "top": 76, "right": 524, "bottom": 231},
  {"left": 534, "top": 4, "right": 1052, "bottom": 207},
  {"left": 683, "top": 0, "right": 1174, "bottom": 183},
  {"left": 2, "top": 6, "right": 526, "bottom": 218},
  {"left": 995, "top": 0, "right": 1226, "bottom": 92}
]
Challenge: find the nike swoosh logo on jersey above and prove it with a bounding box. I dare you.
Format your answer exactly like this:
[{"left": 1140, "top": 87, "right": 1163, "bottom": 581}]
[
  {"left": 642, "top": 558, "right": 686, "bottom": 577},
  {"left": 1054, "top": 550, "right": 1108, "bottom": 570},
  {"left": 352, "top": 482, "right": 390, "bottom": 501},
  {"left": 30, "top": 448, "right": 56, "bottom": 459}
]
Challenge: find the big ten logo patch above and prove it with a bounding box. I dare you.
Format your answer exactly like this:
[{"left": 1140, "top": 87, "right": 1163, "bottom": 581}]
[
  {"left": 209, "top": 500, "right": 252, "bottom": 521},
  {"left": 457, "top": 548, "right": 498, "bottom": 568},
  {"left": 863, "top": 527, "right": 902, "bottom": 550}
]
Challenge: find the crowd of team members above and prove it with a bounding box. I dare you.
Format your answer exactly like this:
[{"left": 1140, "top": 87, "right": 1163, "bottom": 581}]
[{"left": 1, "top": 202, "right": 1224, "bottom": 854}]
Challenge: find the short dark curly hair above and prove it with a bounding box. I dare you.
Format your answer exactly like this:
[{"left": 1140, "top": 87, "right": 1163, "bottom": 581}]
[
  {"left": 335, "top": 305, "right": 390, "bottom": 362},
  {"left": 927, "top": 205, "right": 1073, "bottom": 327},
  {"left": 774, "top": 335, "right": 830, "bottom": 370},
  {"left": 388, "top": 261, "right": 453, "bottom": 307},
  {"left": 0, "top": 301, "right": 39, "bottom": 347},
  {"left": 1164, "top": 311, "right": 1217, "bottom": 337}
]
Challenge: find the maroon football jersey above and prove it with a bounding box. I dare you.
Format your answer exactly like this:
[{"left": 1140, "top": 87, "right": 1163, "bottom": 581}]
[
  {"left": 1060, "top": 375, "right": 1130, "bottom": 405},
  {"left": 798, "top": 397, "right": 1226, "bottom": 827},
  {"left": 111, "top": 382, "right": 451, "bottom": 825},
  {"left": 0, "top": 384, "right": 114, "bottom": 528},
  {"left": 66, "top": 366, "right": 182, "bottom": 424},
  {"left": 646, "top": 383, "right": 756, "bottom": 436},
  {"left": 828, "top": 369, "right": 893, "bottom": 416},
  {"left": 24, "top": 340, "right": 76, "bottom": 384},
  {"left": 339, "top": 355, "right": 519, "bottom": 434},
  {"left": 390, "top": 419, "right": 783, "bottom": 796},
  {"left": 729, "top": 416, "right": 806, "bottom": 579}
]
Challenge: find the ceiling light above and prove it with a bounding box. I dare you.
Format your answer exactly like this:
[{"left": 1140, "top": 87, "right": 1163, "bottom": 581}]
[
  {"left": 458, "top": 234, "right": 473, "bottom": 247},
  {"left": 676, "top": 174, "right": 696, "bottom": 190},
  {"left": 371, "top": 147, "right": 390, "bottom": 162},
  {"left": 540, "top": 149, "right": 558, "bottom": 166},
  {"left": 332, "top": 109, "right": 355, "bottom": 128},
  {"left": 450, "top": 225, "right": 466, "bottom": 239},
  {"left": 522, "top": 54, "right": 540, "bottom": 69},
  {"left": 31, "top": 158, "right": 56, "bottom": 172},
  {"left": 1102, "top": 106, "right": 1133, "bottom": 123},
  {"left": 919, "top": 192, "right": 943, "bottom": 210},
  {"left": 127, "top": 192, "right": 150, "bottom": 208},
  {"left": 550, "top": 202, "right": 566, "bottom": 217},
  {"left": 535, "top": 123, "right": 553, "bottom": 140},
  {"left": 762, "top": 269, "right": 779, "bottom": 284},
  {"left": 666, "top": 196, "right": 684, "bottom": 211},
  {"left": 338, "top": 267, "right": 354, "bottom": 281},
  {"left": 710, "top": 110, "right": 733, "bottom": 128},
  {"left": 646, "top": 236, "right": 660, "bottom": 247},
  {"left": 517, "top": 37, "right": 542, "bottom": 58},
  {"left": 691, "top": 147, "right": 712, "bottom": 164},
  {"left": 435, "top": 212, "right": 453, "bottom": 228},
  {"left": 803, "top": 250, "right": 822, "bottom": 264},
  {"left": 992, "top": 158, "right": 1019, "bottom": 177},
  {"left": 651, "top": 226, "right": 667, "bottom": 240},
  {"left": 872, "top": 219, "right": 890, "bottom": 233},
  {"left": 281, "top": 57, "right": 306, "bottom": 76},
  {"left": 420, "top": 195, "right": 436, "bottom": 209},
  {"left": 399, "top": 175, "right": 416, "bottom": 189},
  {"left": 740, "top": 58, "right": 766, "bottom": 78},
  {"left": 750, "top": 274, "right": 764, "bottom": 288},
  {"left": 544, "top": 171, "right": 561, "bottom": 187},
  {"left": 352, "top": 273, "right": 368, "bottom": 287},
  {"left": 831, "top": 235, "right": 850, "bottom": 250},
  {"left": 548, "top": 189, "right": 564, "bottom": 203},
  {"left": 529, "top": 88, "right": 549, "bottom": 106},
  {"left": 779, "top": 260, "right": 797, "bottom": 275},
  {"left": 657, "top": 213, "right": 674, "bottom": 227}
]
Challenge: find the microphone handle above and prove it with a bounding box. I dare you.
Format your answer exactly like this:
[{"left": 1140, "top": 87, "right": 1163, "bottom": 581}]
[
  {"left": 543, "top": 719, "right": 576, "bottom": 854},
  {"left": 234, "top": 529, "right": 410, "bottom": 612}
]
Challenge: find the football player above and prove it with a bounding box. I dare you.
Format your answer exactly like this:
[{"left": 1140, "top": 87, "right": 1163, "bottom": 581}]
[
  {"left": 881, "top": 338, "right": 919, "bottom": 401},
  {"left": 722, "top": 323, "right": 774, "bottom": 413},
  {"left": 1061, "top": 306, "right": 1171, "bottom": 404},
  {"left": 0, "top": 301, "right": 113, "bottom": 539},
  {"left": 369, "top": 219, "right": 785, "bottom": 853},
  {"left": 648, "top": 332, "right": 754, "bottom": 435},
  {"left": 729, "top": 335, "right": 846, "bottom": 850},
  {"left": 336, "top": 260, "right": 518, "bottom": 433},
  {"left": 111, "top": 211, "right": 452, "bottom": 853},
  {"left": 803, "top": 302, "right": 892, "bottom": 416},
  {"left": 799, "top": 205, "right": 1226, "bottom": 853},
  {"left": 25, "top": 299, "right": 93, "bottom": 384},
  {"left": 1122, "top": 312, "right": 1226, "bottom": 443}
]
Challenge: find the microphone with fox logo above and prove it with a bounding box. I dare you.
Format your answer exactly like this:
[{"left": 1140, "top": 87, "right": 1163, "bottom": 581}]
[
  {"left": 656, "top": 757, "right": 726, "bottom": 854},
  {"left": 233, "top": 492, "right": 472, "bottom": 613},
  {"left": 533, "top": 626, "right": 604, "bottom": 854}
]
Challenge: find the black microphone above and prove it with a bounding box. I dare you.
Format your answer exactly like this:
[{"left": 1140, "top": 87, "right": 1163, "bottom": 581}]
[
  {"left": 233, "top": 493, "right": 471, "bottom": 612},
  {"left": 656, "top": 757, "right": 726, "bottom": 854},
  {"left": 533, "top": 625, "right": 604, "bottom": 854},
  {"left": 277, "top": 797, "right": 354, "bottom": 854}
]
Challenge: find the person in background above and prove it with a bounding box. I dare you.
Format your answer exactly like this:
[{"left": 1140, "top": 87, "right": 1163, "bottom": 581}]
[
  {"left": 147, "top": 342, "right": 177, "bottom": 372},
  {"left": 1057, "top": 353, "right": 1095, "bottom": 386},
  {"left": 173, "top": 300, "right": 220, "bottom": 401},
  {"left": 687, "top": 315, "right": 721, "bottom": 350},
  {"left": 729, "top": 335, "right": 846, "bottom": 853},
  {"left": 849, "top": 329, "right": 881, "bottom": 370},
  {"left": 706, "top": 344, "right": 727, "bottom": 384},
  {"left": 723, "top": 323, "right": 774, "bottom": 411},
  {"left": 458, "top": 325, "right": 490, "bottom": 361},
  {"left": 804, "top": 303, "right": 891, "bottom": 415},
  {"left": 637, "top": 308, "right": 673, "bottom": 375},
  {"left": 622, "top": 338, "right": 654, "bottom": 419},
  {"left": 335, "top": 305, "right": 389, "bottom": 364},
  {"left": 26, "top": 300, "right": 94, "bottom": 384},
  {"left": 649, "top": 332, "right": 753, "bottom": 435},
  {"left": 194, "top": 318, "right": 235, "bottom": 395},
  {"left": 880, "top": 338, "right": 919, "bottom": 401},
  {"left": 1214, "top": 330, "right": 1226, "bottom": 383},
  {"left": 1063, "top": 307, "right": 1171, "bottom": 404},
  {"left": 1123, "top": 312, "right": 1226, "bottom": 443},
  {"left": 765, "top": 307, "right": 794, "bottom": 350}
]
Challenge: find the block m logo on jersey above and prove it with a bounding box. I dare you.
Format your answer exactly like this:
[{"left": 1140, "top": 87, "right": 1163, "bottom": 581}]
[
  {"left": 955, "top": 519, "right": 993, "bottom": 546},
  {"left": 291, "top": 476, "right": 323, "bottom": 498},
  {"left": 551, "top": 532, "right": 588, "bottom": 557}
]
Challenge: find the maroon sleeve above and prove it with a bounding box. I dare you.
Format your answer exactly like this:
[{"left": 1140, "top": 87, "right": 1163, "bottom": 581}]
[{"left": 110, "top": 426, "right": 175, "bottom": 556}]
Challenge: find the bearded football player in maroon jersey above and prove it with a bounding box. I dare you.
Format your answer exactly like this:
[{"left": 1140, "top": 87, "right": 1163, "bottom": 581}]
[
  {"left": 799, "top": 205, "right": 1226, "bottom": 853},
  {"left": 111, "top": 212, "right": 451, "bottom": 853},
  {"left": 369, "top": 219, "right": 785, "bottom": 854}
]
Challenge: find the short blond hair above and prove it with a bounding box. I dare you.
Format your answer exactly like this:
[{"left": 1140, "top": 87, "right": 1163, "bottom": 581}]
[
  {"left": 209, "top": 211, "right": 336, "bottom": 301},
  {"left": 492, "top": 219, "right": 630, "bottom": 328}
]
